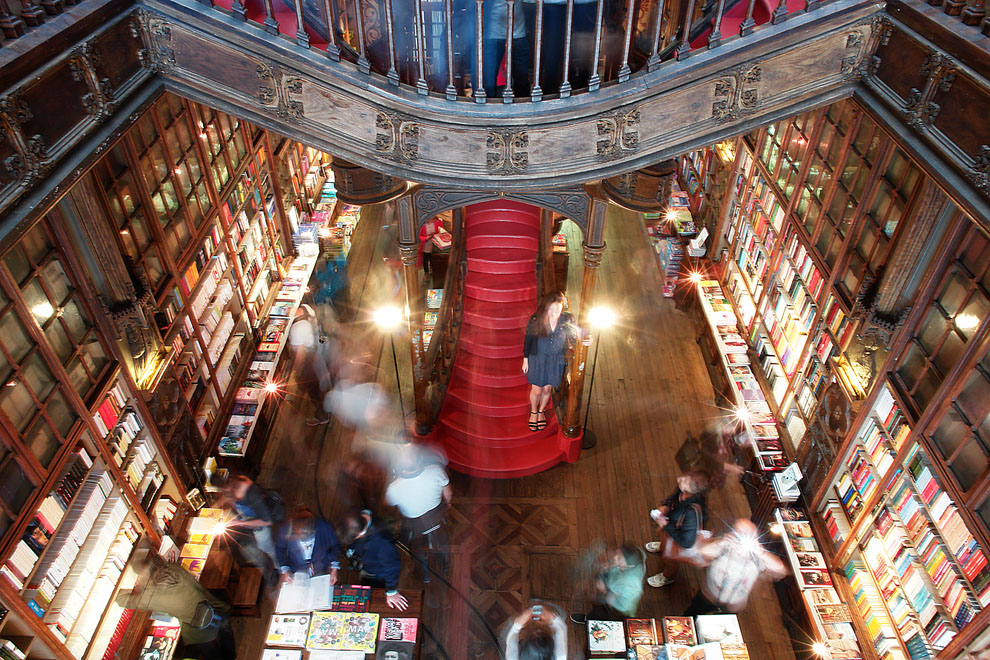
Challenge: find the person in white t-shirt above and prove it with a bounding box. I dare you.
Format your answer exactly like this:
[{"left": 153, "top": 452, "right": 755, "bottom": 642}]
[
  {"left": 384, "top": 444, "right": 452, "bottom": 583},
  {"left": 288, "top": 304, "right": 332, "bottom": 426}
]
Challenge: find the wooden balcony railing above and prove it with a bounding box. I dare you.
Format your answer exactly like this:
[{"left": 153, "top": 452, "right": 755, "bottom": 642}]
[
  {"left": 898, "top": 0, "right": 990, "bottom": 39},
  {"left": 192, "top": 0, "right": 844, "bottom": 102},
  {"left": 0, "top": 0, "right": 79, "bottom": 45}
]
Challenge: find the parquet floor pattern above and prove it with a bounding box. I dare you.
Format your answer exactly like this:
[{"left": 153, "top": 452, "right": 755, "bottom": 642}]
[{"left": 236, "top": 202, "right": 799, "bottom": 660}]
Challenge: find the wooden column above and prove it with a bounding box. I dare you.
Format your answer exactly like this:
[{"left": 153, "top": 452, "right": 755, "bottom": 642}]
[
  {"left": 395, "top": 195, "right": 429, "bottom": 433},
  {"left": 561, "top": 196, "right": 607, "bottom": 441}
]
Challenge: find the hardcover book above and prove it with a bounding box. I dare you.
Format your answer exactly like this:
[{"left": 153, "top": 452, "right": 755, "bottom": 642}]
[
  {"left": 663, "top": 616, "right": 697, "bottom": 645},
  {"left": 378, "top": 617, "right": 418, "bottom": 642},
  {"left": 306, "top": 611, "right": 379, "bottom": 652},
  {"left": 266, "top": 613, "right": 310, "bottom": 647},
  {"left": 587, "top": 619, "right": 626, "bottom": 656},
  {"left": 694, "top": 614, "right": 742, "bottom": 647},
  {"left": 626, "top": 618, "right": 659, "bottom": 646}
]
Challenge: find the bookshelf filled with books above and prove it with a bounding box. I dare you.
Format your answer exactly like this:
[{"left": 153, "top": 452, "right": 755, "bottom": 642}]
[{"left": 818, "top": 383, "right": 990, "bottom": 656}]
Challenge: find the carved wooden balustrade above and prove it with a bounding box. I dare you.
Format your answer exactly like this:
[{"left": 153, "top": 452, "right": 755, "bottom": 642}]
[
  {"left": 904, "top": 0, "right": 990, "bottom": 35},
  {"left": 185, "top": 0, "right": 844, "bottom": 102},
  {"left": 420, "top": 207, "right": 467, "bottom": 432},
  {"left": 0, "top": 0, "right": 79, "bottom": 45}
]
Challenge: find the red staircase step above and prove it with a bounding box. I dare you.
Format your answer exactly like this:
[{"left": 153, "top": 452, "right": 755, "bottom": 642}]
[
  {"left": 465, "top": 272, "right": 537, "bottom": 303},
  {"left": 453, "top": 352, "right": 527, "bottom": 387},
  {"left": 467, "top": 248, "right": 534, "bottom": 274},
  {"left": 463, "top": 297, "right": 531, "bottom": 330},
  {"left": 445, "top": 379, "right": 531, "bottom": 417},
  {"left": 467, "top": 220, "right": 539, "bottom": 238},
  {"left": 437, "top": 408, "right": 557, "bottom": 447},
  {"left": 442, "top": 438, "right": 568, "bottom": 479},
  {"left": 458, "top": 323, "right": 524, "bottom": 359}
]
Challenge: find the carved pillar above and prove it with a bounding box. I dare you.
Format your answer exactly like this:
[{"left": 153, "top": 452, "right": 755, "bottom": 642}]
[
  {"left": 396, "top": 195, "right": 429, "bottom": 433},
  {"left": 601, "top": 159, "right": 677, "bottom": 214},
  {"left": 562, "top": 196, "right": 607, "bottom": 440},
  {"left": 874, "top": 179, "right": 948, "bottom": 319}
]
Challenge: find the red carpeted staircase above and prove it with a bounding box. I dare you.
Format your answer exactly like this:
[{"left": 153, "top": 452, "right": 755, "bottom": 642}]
[{"left": 434, "top": 201, "right": 579, "bottom": 478}]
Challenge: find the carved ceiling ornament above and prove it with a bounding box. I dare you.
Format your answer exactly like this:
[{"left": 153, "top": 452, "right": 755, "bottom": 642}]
[
  {"left": 596, "top": 107, "right": 640, "bottom": 163},
  {"left": 0, "top": 90, "right": 50, "bottom": 189},
  {"left": 711, "top": 63, "right": 762, "bottom": 124},
  {"left": 69, "top": 42, "right": 118, "bottom": 123},
  {"left": 903, "top": 48, "right": 956, "bottom": 128},
  {"left": 256, "top": 64, "right": 304, "bottom": 121},
  {"left": 375, "top": 110, "right": 420, "bottom": 164},
  {"left": 486, "top": 128, "right": 529, "bottom": 174},
  {"left": 970, "top": 145, "right": 990, "bottom": 195},
  {"left": 134, "top": 12, "right": 176, "bottom": 74},
  {"left": 412, "top": 187, "right": 591, "bottom": 235}
]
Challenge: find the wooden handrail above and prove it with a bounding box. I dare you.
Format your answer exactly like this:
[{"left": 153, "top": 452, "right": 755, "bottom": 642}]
[{"left": 420, "top": 208, "right": 467, "bottom": 431}]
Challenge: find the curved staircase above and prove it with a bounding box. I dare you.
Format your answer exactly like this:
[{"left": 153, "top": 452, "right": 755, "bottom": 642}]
[{"left": 434, "top": 201, "right": 578, "bottom": 478}]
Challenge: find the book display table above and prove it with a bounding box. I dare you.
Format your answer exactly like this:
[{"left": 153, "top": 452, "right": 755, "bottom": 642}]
[
  {"left": 264, "top": 584, "right": 422, "bottom": 659},
  {"left": 586, "top": 613, "right": 752, "bottom": 658}
]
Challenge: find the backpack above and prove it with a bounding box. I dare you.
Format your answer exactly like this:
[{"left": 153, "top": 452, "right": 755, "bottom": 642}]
[{"left": 263, "top": 489, "right": 286, "bottom": 524}]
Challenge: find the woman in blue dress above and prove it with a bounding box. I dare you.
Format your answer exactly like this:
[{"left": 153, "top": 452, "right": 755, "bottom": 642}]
[{"left": 522, "top": 292, "right": 590, "bottom": 431}]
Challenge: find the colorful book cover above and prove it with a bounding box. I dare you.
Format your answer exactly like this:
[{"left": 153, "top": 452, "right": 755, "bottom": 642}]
[
  {"left": 330, "top": 585, "right": 371, "bottom": 612},
  {"left": 777, "top": 508, "right": 807, "bottom": 521},
  {"left": 721, "top": 644, "right": 750, "bottom": 660},
  {"left": 814, "top": 603, "right": 852, "bottom": 624},
  {"left": 306, "top": 611, "right": 379, "bottom": 652},
  {"left": 425, "top": 289, "right": 444, "bottom": 309},
  {"left": 664, "top": 616, "right": 697, "bottom": 645},
  {"left": 261, "top": 649, "right": 303, "bottom": 660},
  {"left": 789, "top": 537, "right": 818, "bottom": 553},
  {"left": 378, "top": 617, "right": 418, "bottom": 642},
  {"left": 668, "top": 643, "right": 725, "bottom": 659},
  {"left": 804, "top": 587, "right": 840, "bottom": 606},
  {"left": 179, "top": 542, "right": 210, "bottom": 559},
  {"left": 587, "top": 619, "right": 625, "bottom": 655},
  {"left": 626, "top": 618, "right": 659, "bottom": 646},
  {"left": 799, "top": 568, "right": 833, "bottom": 588},
  {"left": 635, "top": 645, "right": 666, "bottom": 659},
  {"left": 794, "top": 552, "right": 826, "bottom": 568},
  {"left": 783, "top": 521, "right": 814, "bottom": 538},
  {"left": 423, "top": 311, "right": 438, "bottom": 328},
  {"left": 266, "top": 613, "right": 310, "bottom": 647}
]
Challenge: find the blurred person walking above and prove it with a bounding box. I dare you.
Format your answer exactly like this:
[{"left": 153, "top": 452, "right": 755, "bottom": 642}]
[
  {"left": 569, "top": 543, "right": 646, "bottom": 624},
  {"left": 684, "top": 518, "right": 788, "bottom": 615},
  {"left": 288, "top": 303, "right": 333, "bottom": 426},
  {"left": 385, "top": 444, "right": 452, "bottom": 582},
  {"left": 223, "top": 475, "right": 281, "bottom": 575},
  {"left": 645, "top": 471, "right": 710, "bottom": 588}
]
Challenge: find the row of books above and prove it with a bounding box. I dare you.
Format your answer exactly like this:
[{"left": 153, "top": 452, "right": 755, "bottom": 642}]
[
  {"left": 586, "top": 614, "right": 749, "bottom": 659},
  {"left": 697, "top": 279, "right": 788, "bottom": 472},
  {"left": 0, "top": 451, "right": 94, "bottom": 591},
  {"left": 218, "top": 258, "right": 316, "bottom": 457},
  {"left": 266, "top": 611, "right": 416, "bottom": 657},
  {"left": 773, "top": 508, "right": 866, "bottom": 660}
]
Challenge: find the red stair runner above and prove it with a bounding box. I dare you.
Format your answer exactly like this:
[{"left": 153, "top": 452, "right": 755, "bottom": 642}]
[{"left": 432, "top": 201, "right": 579, "bottom": 478}]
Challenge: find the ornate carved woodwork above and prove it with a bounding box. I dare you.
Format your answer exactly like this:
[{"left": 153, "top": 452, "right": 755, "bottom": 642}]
[
  {"left": 133, "top": 0, "right": 879, "bottom": 193},
  {"left": 329, "top": 158, "right": 407, "bottom": 204},
  {"left": 601, "top": 159, "right": 678, "bottom": 213},
  {"left": 863, "top": 14, "right": 990, "bottom": 209},
  {"left": 0, "top": 12, "right": 150, "bottom": 230},
  {"left": 411, "top": 187, "right": 592, "bottom": 234}
]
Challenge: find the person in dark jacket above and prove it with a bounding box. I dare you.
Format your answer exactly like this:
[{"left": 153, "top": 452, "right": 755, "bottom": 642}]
[
  {"left": 645, "top": 471, "right": 710, "bottom": 588},
  {"left": 340, "top": 510, "right": 409, "bottom": 611},
  {"left": 223, "top": 475, "right": 278, "bottom": 571},
  {"left": 522, "top": 292, "right": 590, "bottom": 432},
  {"left": 276, "top": 508, "right": 342, "bottom": 584}
]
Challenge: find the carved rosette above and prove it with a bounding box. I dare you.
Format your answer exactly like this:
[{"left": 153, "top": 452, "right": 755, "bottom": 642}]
[
  {"left": 256, "top": 64, "right": 304, "bottom": 121},
  {"left": 596, "top": 108, "right": 640, "bottom": 162},
  {"left": 711, "top": 64, "right": 761, "bottom": 124},
  {"left": 486, "top": 129, "right": 529, "bottom": 174},
  {"left": 375, "top": 111, "right": 420, "bottom": 165}
]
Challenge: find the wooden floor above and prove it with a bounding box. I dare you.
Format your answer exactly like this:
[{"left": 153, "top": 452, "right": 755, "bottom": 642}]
[{"left": 232, "top": 202, "right": 799, "bottom": 660}]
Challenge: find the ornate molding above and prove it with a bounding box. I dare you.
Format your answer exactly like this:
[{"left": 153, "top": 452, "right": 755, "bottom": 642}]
[
  {"left": 712, "top": 64, "right": 762, "bottom": 124},
  {"left": 135, "top": 12, "right": 176, "bottom": 74},
  {"left": 596, "top": 108, "right": 640, "bottom": 163},
  {"left": 582, "top": 242, "right": 606, "bottom": 269},
  {"left": 375, "top": 110, "right": 420, "bottom": 164},
  {"left": 256, "top": 63, "right": 304, "bottom": 121},
  {"left": 69, "top": 43, "right": 118, "bottom": 122},
  {"left": 0, "top": 91, "right": 51, "bottom": 188},
  {"left": 486, "top": 128, "right": 529, "bottom": 174},
  {"left": 970, "top": 145, "right": 990, "bottom": 195},
  {"left": 412, "top": 188, "right": 591, "bottom": 233},
  {"left": 902, "top": 49, "right": 957, "bottom": 128}
]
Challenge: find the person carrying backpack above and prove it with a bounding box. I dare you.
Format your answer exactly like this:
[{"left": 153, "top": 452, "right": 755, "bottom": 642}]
[{"left": 645, "top": 471, "right": 710, "bottom": 588}]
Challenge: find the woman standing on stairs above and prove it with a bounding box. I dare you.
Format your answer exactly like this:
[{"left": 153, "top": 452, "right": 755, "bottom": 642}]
[{"left": 522, "top": 292, "right": 590, "bottom": 431}]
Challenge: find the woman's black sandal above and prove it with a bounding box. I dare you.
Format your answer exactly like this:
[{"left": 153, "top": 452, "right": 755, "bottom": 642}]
[
  {"left": 536, "top": 410, "right": 548, "bottom": 431},
  {"left": 529, "top": 410, "right": 540, "bottom": 431}
]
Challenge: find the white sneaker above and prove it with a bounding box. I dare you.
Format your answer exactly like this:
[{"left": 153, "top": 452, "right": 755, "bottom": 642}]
[
  {"left": 644, "top": 541, "right": 662, "bottom": 553},
  {"left": 647, "top": 574, "right": 674, "bottom": 588}
]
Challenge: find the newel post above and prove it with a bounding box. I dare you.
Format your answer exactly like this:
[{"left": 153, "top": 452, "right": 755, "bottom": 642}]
[
  {"left": 395, "top": 195, "right": 429, "bottom": 433},
  {"left": 561, "top": 196, "right": 607, "bottom": 450}
]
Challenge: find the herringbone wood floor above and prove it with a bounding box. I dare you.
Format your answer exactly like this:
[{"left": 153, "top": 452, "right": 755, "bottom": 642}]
[{"left": 232, "top": 202, "right": 799, "bottom": 660}]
